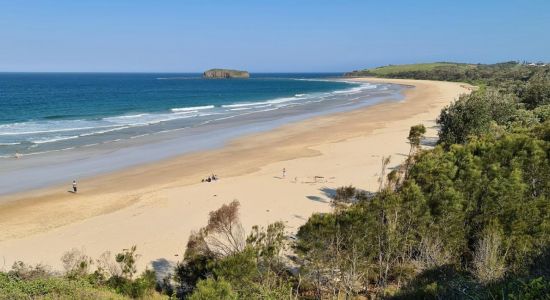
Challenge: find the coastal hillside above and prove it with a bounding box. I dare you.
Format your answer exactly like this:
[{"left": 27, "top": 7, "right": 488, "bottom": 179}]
[
  {"left": 344, "top": 61, "right": 548, "bottom": 85},
  {"left": 203, "top": 68, "right": 250, "bottom": 79},
  {"left": 345, "top": 62, "right": 476, "bottom": 77},
  {"left": 4, "top": 65, "right": 547, "bottom": 299},
  {"left": 2, "top": 0, "right": 548, "bottom": 298},
  {"left": 169, "top": 64, "right": 548, "bottom": 298}
]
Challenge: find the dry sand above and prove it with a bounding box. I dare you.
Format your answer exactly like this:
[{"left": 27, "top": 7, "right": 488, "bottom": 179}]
[{"left": 0, "top": 78, "right": 471, "bottom": 273}]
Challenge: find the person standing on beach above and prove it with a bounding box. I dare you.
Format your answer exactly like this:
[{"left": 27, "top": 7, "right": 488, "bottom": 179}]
[
  {"left": 72, "top": 180, "right": 77, "bottom": 193},
  {"left": 282, "top": 168, "right": 286, "bottom": 178}
]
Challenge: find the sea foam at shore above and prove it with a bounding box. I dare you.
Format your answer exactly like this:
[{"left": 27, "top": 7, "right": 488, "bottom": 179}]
[
  {"left": 0, "top": 73, "right": 395, "bottom": 158},
  {"left": 0, "top": 73, "right": 405, "bottom": 195}
]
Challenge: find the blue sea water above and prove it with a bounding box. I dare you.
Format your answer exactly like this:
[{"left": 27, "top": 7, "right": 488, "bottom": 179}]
[{"left": 0, "top": 73, "right": 389, "bottom": 157}]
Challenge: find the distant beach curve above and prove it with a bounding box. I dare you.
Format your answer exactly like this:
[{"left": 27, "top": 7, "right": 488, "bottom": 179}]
[
  {"left": 0, "top": 74, "right": 404, "bottom": 196},
  {"left": 0, "top": 78, "right": 471, "bottom": 273}
]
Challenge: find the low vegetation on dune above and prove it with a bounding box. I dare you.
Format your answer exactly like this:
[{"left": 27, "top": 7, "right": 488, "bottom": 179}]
[
  {"left": 0, "top": 247, "right": 161, "bottom": 299},
  {"left": 345, "top": 62, "right": 476, "bottom": 77},
  {"left": 3, "top": 62, "right": 549, "bottom": 299},
  {"left": 173, "top": 62, "right": 550, "bottom": 299},
  {"left": 344, "top": 61, "right": 549, "bottom": 87}
]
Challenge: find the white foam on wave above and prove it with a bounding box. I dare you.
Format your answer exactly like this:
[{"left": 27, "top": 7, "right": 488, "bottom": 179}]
[
  {"left": 171, "top": 105, "right": 215, "bottom": 112},
  {"left": 0, "top": 142, "right": 21, "bottom": 146},
  {"left": 8, "top": 146, "right": 78, "bottom": 158},
  {"left": 0, "top": 121, "right": 116, "bottom": 136},
  {"left": 0, "top": 109, "right": 212, "bottom": 147},
  {"left": 222, "top": 95, "right": 306, "bottom": 109},
  {"left": 104, "top": 112, "right": 197, "bottom": 126},
  {"left": 253, "top": 104, "right": 273, "bottom": 108},
  {"left": 1, "top": 79, "right": 374, "bottom": 137},
  {"left": 293, "top": 78, "right": 332, "bottom": 82},
  {"left": 31, "top": 135, "right": 80, "bottom": 144},
  {"left": 258, "top": 107, "right": 279, "bottom": 112},
  {"left": 109, "top": 113, "right": 148, "bottom": 119},
  {"left": 79, "top": 126, "right": 131, "bottom": 137},
  {"left": 1, "top": 105, "right": 217, "bottom": 136},
  {"left": 331, "top": 83, "right": 377, "bottom": 95},
  {"left": 129, "top": 133, "right": 151, "bottom": 139},
  {"left": 222, "top": 102, "right": 264, "bottom": 108},
  {"left": 0, "top": 80, "right": 389, "bottom": 154}
]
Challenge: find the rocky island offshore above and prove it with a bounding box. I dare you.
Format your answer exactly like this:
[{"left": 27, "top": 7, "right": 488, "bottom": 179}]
[{"left": 203, "top": 68, "right": 250, "bottom": 79}]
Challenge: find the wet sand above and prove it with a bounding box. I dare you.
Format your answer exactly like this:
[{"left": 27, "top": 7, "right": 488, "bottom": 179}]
[{"left": 0, "top": 78, "right": 471, "bottom": 272}]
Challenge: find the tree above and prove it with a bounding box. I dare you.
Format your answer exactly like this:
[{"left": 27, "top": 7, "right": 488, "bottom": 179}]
[
  {"left": 295, "top": 122, "right": 549, "bottom": 298},
  {"left": 404, "top": 124, "right": 427, "bottom": 179},
  {"left": 533, "top": 104, "right": 550, "bottom": 122},
  {"left": 408, "top": 124, "right": 426, "bottom": 151},
  {"left": 60, "top": 248, "right": 93, "bottom": 279},
  {"left": 174, "top": 201, "right": 246, "bottom": 296},
  {"left": 211, "top": 248, "right": 258, "bottom": 291},
  {"left": 522, "top": 72, "right": 550, "bottom": 109},
  {"left": 174, "top": 230, "right": 215, "bottom": 296},
  {"left": 437, "top": 89, "right": 516, "bottom": 145},
  {"left": 189, "top": 278, "right": 237, "bottom": 300},
  {"left": 115, "top": 245, "right": 138, "bottom": 279},
  {"left": 472, "top": 225, "right": 507, "bottom": 283},
  {"left": 378, "top": 156, "right": 392, "bottom": 191},
  {"left": 205, "top": 200, "right": 246, "bottom": 257},
  {"left": 176, "top": 202, "right": 294, "bottom": 298},
  {"left": 333, "top": 185, "right": 357, "bottom": 204}
]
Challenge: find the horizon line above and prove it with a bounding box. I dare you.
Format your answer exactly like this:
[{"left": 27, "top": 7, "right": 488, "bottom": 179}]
[{"left": 0, "top": 71, "right": 348, "bottom": 74}]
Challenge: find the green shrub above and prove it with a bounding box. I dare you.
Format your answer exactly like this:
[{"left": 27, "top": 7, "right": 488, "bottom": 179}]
[
  {"left": 0, "top": 272, "right": 127, "bottom": 300},
  {"left": 107, "top": 269, "right": 157, "bottom": 299},
  {"left": 437, "top": 89, "right": 516, "bottom": 145},
  {"left": 534, "top": 104, "right": 550, "bottom": 122},
  {"left": 188, "top": 278, "right": 237, "bottom": 300}
]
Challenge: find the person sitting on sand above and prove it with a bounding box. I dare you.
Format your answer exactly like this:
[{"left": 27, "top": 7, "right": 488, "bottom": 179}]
[
  {"left": 72, "top": 180, "right": 77, "bottom": 193},
  {"left": 206, "top": 177, "right": 211, "bottom": 182}
]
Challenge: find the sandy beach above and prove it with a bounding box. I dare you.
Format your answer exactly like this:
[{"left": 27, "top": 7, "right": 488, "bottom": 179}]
[{"left": 0, "top": 78, "right": 471, "bottom": 273}]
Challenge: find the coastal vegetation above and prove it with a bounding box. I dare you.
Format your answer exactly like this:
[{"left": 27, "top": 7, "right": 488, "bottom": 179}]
[
  {"left": 345, "top": 62, "right": 476, "bottom": 78},
  {"left": 0, "top": 248, "right": 161, "bottom": 299},
  {"left": 169, "top": 62, "right": 549, "bottom": 298},
  {"left": 344, "top": 61, "right": 549, "bottom": 88},
  {"left": 2, "top": 62, "right": 549, "bottom": 299}
]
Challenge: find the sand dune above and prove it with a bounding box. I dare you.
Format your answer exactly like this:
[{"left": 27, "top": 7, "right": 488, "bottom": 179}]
[{"left": 0, "top": 79, "right": 470, "bottom": 273}]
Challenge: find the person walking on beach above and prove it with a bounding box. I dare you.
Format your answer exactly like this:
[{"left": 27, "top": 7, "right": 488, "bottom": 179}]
[
  {"left": 72, "top": 180, "right": 77, "bottom": 193},
  {"left": 282, "top": 168, "right": 286, "bottom": 178}
]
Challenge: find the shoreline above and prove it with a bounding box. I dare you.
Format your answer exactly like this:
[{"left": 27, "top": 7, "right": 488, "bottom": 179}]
[
  {"left": 0, "top": 78, "right": 471, "bottom": 272},
  {"left": 0, "top": 79, "right": 401, "bottom": 197}
]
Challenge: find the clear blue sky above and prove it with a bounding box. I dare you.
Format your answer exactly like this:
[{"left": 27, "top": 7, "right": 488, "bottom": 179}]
[{"left": 1, "top": 0, "right": 549, "bottom": 72}]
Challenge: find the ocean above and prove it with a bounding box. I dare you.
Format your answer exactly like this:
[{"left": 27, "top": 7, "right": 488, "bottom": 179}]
[
  {"left": 0, "top": 73, "right": 405, "bottom": 195},
  {"left": 0, "top": 73, "right": 393, "bottom": 158}
]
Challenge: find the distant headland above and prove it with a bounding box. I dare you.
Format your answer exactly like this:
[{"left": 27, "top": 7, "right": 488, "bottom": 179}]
[{"left": 203, "top": 68, "right": 250, "bottom": 79}]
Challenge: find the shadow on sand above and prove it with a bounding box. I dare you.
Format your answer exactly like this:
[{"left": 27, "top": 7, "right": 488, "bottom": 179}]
[
  {"left": 319, "top": 187, "right": 336, "bottom": 199},
  {"left": 306, "top": 195, "right": 329, "bottom": 203},
  {"left": 151, "top": 258, "right": 176, "bottom": 281}
]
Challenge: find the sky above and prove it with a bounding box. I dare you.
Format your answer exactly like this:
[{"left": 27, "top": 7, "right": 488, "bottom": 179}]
[{"left": 0, "top": 0, "right": 549, "bottom": 72}]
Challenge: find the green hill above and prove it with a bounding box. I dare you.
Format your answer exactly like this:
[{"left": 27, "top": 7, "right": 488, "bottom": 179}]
[
  {"left": 345, "top": 62, "right": 476, "bottom": 77},
  {"left": 343, "top": 61, "right": 544, "bottom": 86}
]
